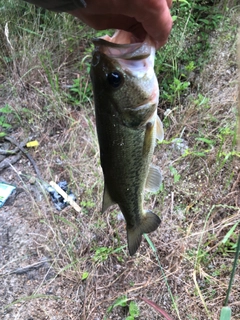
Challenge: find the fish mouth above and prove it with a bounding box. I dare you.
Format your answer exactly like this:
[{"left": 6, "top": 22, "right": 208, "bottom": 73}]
[{"left": 92, "top": 30, "right": 155, "bottom": 60}]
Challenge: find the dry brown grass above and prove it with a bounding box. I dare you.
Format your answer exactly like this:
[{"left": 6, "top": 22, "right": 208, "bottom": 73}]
[{"left": 0, "top": 2, "right": 240, "bottom": 320}]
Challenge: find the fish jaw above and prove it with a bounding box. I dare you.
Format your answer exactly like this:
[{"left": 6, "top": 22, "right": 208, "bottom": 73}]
[{"left": 92, "top": 30, "right": 155, "bottom": 61}]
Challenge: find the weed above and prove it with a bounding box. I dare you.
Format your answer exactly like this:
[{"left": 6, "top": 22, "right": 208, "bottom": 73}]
[
  {"left": 81, "top": 271, "right": 89, "bottom": 281},
  {"left": 106, "top": 295, "right": 127, "bottom": 315},
  {"left": 105, "top": 296, "right": 140, "bottom": 320},
  {"left": 126, "top": 301, "right": 140, "bottom": 320},
  {"left": 155, "top": 0, "right": 228, "bottom": 109},
  {"left": 193, "top": 93, "right": 210, "bottom": 109},
  {"left": 92, "top": 246, "right": 113, "bottom": 263},
  {"left": 163, "top": 77, "right": 190, "bottom": 105},
  {"left": 68, "top": 76, "right": 92, "bottom": 105},
  {"left": 0, "top": 104, "right": 13, "bottom": 137},
  {"left": 218, "top": 222, "right": 239, "bottom": 255},
  {"left": 169, "top": 165, "right": 181, "bottom": 183},
  {"left": 80, "top": 199, "right": 95, "bottom": 214},
  {"left": 92, "top": 245, "right": 125, "bottom": 263}
]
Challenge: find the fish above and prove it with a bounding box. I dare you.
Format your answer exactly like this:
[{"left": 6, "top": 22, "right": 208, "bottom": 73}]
[{"left": 90, "top": 30, "right": 164, "bottom": 256}]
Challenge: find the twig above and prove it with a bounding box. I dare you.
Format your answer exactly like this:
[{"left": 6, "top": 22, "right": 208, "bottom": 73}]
[
  {"left": 0, "top": 146, "right": 21, "bottom": 155},
  {"left": 4, "top": 136, "right": 42, "bottom": 180},
  {"left": 0, "top": 153, "right": 22, "bottom": 171},
  {"left": 3, "top": 258, "right": 52, "bottom": 276}
]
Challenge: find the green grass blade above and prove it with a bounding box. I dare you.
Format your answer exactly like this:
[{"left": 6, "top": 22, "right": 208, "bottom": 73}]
[
  {"left": 144, "top": 234, "right": 181, "bottom": 319},
  {"left": 4, "top": 294, "right": 60, "bottom": 309},
  {"left": 220, "top": 306, "right": 231, "bottom": 320},
  {"left": 222, "top": 222, "right": 239, "bottom": 244},
  {"left": 224, "top": 234, "right": 240, "bottom": 306}
]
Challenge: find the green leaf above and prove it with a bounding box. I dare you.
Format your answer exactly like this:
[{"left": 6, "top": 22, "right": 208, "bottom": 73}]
[
  {"left": 113, "top": 296, "right": 127, "bottom": 308},
  {"left": 129, "top": 301, "right": 140, "bottom": 317},
  {"left": 107, "top": 295, "right": 127, "bottom": 313},
  {"left": 0, "top": 104, "right": 12, "bottom": 113},
  {"left": 81, "top": 271, "right": 89, "bottom": 280},
  {"left": 93, "top": 246, "right": 112, "bottom": 262},
  {"left": 222, "top": 222, "right": 239, "bottom": 244},
  {"left": 125, "top": 316, "right": 134, "bottom": 320},
  {"left": 220, "top": 306, "right": 231, "bottom": 320},
  {"left": 2, "top": 123, "right": 12, "bottom": 129},
  {"left": 196, "top": 137, "right": 215, "bottom": 146},
  {"left": 169, "top": 166, "right": 181, "bottom": 183}
]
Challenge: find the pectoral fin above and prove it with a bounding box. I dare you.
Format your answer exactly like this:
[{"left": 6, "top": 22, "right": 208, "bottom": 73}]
[
  {"left": 156, "top": 116, "right": 164, "bottom": 142},
  {"left": 102, "top": 185, "right": 115, "bottom": 213},
  {"left": 145, "top": 164, "right": 162, "bottom": 192},
  {"left": 142, "top": 121, "right": 154, "bottom": 157}
]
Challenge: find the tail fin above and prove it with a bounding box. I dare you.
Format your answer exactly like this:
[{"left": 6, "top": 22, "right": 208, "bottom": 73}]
[{"left": 127, "top": 211, "right": 161, "bottom": 256}]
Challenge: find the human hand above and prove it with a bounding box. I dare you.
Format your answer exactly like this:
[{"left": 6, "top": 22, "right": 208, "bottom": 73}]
[{"left": 68, "top": 0, "right": 172, "bottom": 49}]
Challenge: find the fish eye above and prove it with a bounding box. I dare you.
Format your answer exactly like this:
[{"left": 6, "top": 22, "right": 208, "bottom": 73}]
[{"left": 107, "top": 71, "right": 123, "bottom": 88}]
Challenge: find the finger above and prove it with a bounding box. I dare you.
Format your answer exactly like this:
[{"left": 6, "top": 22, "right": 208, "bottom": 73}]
[
  {"left": 133, "top": 1, "right": 173, "bottom": 48},
  {"left": 166, "top": 0, "right": 172, "bottom": 8},
  {"left": 69, "top": 0, "right": 173, "bottom": 48},
  {"left": 68, "top": 10, "right": 147, "bottom": 41},
  {"left": 74, "top": 13, "right": 139, "bottom": 33}
]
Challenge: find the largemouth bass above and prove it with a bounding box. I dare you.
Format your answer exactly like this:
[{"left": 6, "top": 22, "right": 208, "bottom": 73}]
[{"left": 90, "top": 31, "right": 164, "bottom": 256}]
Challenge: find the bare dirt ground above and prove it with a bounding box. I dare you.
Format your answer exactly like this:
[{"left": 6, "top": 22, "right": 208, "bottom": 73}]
[{"left": 0, "top": 10, "right": 240, "bottom": 320}]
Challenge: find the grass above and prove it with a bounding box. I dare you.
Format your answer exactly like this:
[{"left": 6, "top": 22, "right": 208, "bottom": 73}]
[{"left": 0, "top": 0, "right": 240, "bottom": 319}]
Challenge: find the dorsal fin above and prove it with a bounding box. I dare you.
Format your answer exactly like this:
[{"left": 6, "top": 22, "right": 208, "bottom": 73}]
[{"left": 145, "top": 164, "right": 162, "bottom": 192}]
